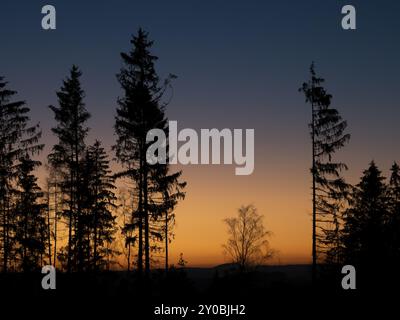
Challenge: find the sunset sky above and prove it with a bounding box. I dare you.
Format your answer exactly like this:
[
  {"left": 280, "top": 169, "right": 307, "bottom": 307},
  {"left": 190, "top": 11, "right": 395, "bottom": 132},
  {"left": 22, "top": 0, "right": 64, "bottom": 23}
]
[{"left": 1, "top": 0, "right": 400, "bottom": 266}]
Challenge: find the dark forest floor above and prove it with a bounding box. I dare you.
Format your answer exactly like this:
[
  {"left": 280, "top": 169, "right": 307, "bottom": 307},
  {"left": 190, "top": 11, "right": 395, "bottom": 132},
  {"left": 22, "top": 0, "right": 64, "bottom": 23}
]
[{"left": 0, "top": 264, "right": 396, "bottom": 318}]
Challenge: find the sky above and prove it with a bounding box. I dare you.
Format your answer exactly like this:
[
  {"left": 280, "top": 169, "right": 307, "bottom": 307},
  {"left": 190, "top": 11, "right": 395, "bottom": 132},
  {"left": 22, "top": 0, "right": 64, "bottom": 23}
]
[{"left": 1, "top": 0, "right": 400, "bottom": 266}]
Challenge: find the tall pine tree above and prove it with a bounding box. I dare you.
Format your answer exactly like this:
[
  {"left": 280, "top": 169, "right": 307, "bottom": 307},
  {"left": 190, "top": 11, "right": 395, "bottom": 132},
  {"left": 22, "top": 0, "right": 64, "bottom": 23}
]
[
  {"left": 300, "top": 63, "right": 350, "bottom": 280},
  {"left": 342, "top": 162, "right": 389, "bottom": 280},
  {"left": 48, "top": 66, "right": 90, "bottom": 272},
  {"left": 81, "top": 141, "right": 117, "bottom": 271},
  {"left": 14, "top": 156, "right": 47, "bottom": 272},
  {"left": 389, "top": 163, "right": 400, "bottom": 264},
  {"left": 114, "top": 28, "right": 185, "bottom": 277},
  {"left": 0, "top": 76, "right": 43, "bottom": 272},
  {"left": 150, "top": 166, "right": 186, "bottom": 272}
]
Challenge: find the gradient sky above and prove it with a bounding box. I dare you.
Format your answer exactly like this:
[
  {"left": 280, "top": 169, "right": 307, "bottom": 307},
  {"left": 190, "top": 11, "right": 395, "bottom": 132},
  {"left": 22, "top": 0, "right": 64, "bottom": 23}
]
[{"left": 1, "top": 0, "right": 400, "bottom": 266}]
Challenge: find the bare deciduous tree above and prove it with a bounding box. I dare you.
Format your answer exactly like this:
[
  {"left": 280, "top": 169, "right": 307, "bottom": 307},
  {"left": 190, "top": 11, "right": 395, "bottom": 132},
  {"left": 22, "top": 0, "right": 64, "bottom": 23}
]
[{"left": 223, "top": 205, "right": 273, "bottom": 271}]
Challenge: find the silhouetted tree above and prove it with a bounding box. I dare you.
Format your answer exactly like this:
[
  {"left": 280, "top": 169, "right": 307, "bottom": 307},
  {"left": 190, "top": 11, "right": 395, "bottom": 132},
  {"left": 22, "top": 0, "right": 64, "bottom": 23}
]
[
  {"left": 0, "top": 76, "right": 43, "bottom": 272},
  {"left": 299, "top": 63, "right": 350, "bottom": 279},
  {"left": 389, "top": 162, "right": 400, "bottom": 264},
  {"left": 118, "top": 189, "right": 133, "bottom": 271},
  {"left": 114, "top": 28, "right": 182, "bottom": 277},
  {"left": 81, "top": 141, "right": 117, "bottom": 270},
  {"left": 44, "top": 178, "right": 52, "bottom": 267},
  {"left": 150, "top": 166, "right": 186, "bottom": 272},
  {"left": 48, "top": 65, "right": 90, "bottom": 272},
  {"left": 342, "top": 162, "right": 389, "bottom": 267},
  {"left": 45, "top": 166, "right": 62, "bottom": 268},
  {"left": 14, "top": 156, "right": 47, "bottom": 272},
  {"left": 223, "top": 205, "right": 273, "bottom": 272},
  {"left": 177, "top": 253, "right": 187, "bottom": 268}
]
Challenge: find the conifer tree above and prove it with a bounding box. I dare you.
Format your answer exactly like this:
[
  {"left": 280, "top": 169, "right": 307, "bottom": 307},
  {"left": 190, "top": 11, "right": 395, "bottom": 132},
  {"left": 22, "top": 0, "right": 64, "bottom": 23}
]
[
  {"left": 299, "top": 63, "right": 350, "bottom": 279},
  {"left": 45, "top": 167, "right": 62, "bottom": 268},
  {"left": 342, "top": 162, "right": 389, "bottom": 267},
  {"left": 0, "top": 76, "right": 43, "bottom": 272},
  {"left": 119, "top": 189, "right": 135, "bottom": 271},
  {"left": 14, "top": 156, "right": 47, "bottom": 272},
  {"left": 150, "top": 167, "right": 186, "bottom": 272},
  {"left": 81, "top": 141, "right": 117, "bottom": 270},
  {"left": 48, "top": 66, "right": 90, "bottom": 272},
  {"left": 387, "top": 162, "right": 400, "bottom": 263},
  {"left": 114, "top": 28, "right": 184, "bottom": 276}
]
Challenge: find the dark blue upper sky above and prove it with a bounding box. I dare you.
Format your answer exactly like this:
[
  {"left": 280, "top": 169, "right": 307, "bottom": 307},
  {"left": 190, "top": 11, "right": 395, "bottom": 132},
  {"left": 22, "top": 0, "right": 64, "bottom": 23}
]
[{"left": 1, "top": 0, "right": 400, "bottom": 178}]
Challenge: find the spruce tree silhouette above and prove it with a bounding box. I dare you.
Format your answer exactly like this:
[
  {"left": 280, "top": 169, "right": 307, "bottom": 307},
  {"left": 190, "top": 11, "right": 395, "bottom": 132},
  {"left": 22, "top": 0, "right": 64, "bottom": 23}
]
[
  {"left": 45, "top": 168, "right": 62, "bottom": 268},
  {"left": 299, "top": 63, "right": 350, "bottom": 281},
  {"left": 0, "top": 76, "right": 43, "bottom": 273},
  {"left": 342, "top": 162, "right": 388, "bottom": 273},
  {"left": 48, "top": 65, "right": 90, "bottom": 273},
  {"left": 114, "top": 28, "right": 185, "bottom": 278},
  {"left": 14, "top": 156, "right": 47, "bottom": 272},
  {"left": 80, "top": 140, "right": 117, "bottom": 271},
  {"left": 152, "top": 166, "right": 186, "bottom": 272},
  {"left": 389, "top": 162, "right": 400, "bottom": 266}
]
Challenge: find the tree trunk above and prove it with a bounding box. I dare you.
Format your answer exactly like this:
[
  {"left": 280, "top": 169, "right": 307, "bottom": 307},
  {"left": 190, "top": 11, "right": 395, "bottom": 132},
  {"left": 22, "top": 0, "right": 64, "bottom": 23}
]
[
  {"left": 75, "top": 140, "right": 84, "bottom": 272},
  {"left": 53, "top": 181, "right": 58, "bottom": 268},
  {"left": 127, "top": 240, "right": 131, "bottom": 272},
  {"left": 311, "top": 98, "right": 317, "bottom": 283},
  {"left": 165, "top": 210, "right": 168, "bottom": 273},
  {"left": 137, "top": 160, "right": 143, "bottom": 275},
  {"left": 144, "top": 164, "right": 150, "bottom": 278},
  {"left": 24, "top": 199, "right": 28, "bottom": 271},
  {"left": 93, "top": 206, "right": 98, "bottom": 271},
  {"left": 67, "top": 167, "right": 73, "bottom": 273},
  {"left": 47, "top": 186, "right": 52, "bottom": 267},
  {"left": 2, "top": 199, "right": 7, "bottom": 273}
]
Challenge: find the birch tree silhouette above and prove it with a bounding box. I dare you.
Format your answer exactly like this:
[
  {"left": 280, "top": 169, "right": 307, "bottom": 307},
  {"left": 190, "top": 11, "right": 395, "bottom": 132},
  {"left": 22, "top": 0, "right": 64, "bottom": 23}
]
[{"left": 223, "top": 205, "right": 273, "bottom": 272}]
